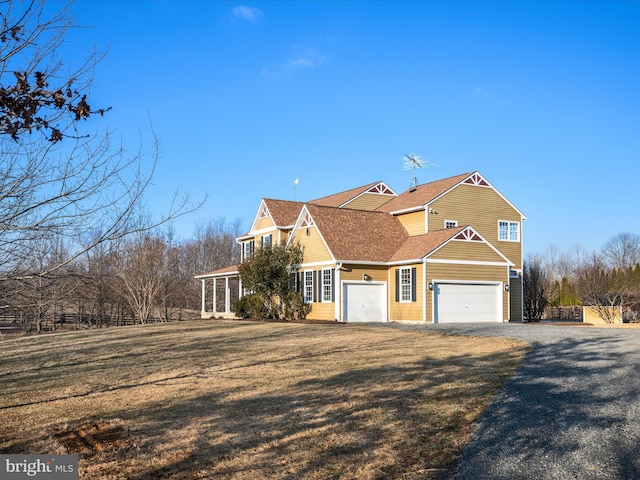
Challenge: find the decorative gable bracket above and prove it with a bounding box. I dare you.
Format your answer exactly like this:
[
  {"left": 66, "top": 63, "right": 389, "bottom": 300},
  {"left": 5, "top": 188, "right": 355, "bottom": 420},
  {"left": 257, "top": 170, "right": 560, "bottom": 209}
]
[
  {"left": 463, "top": 172, "right": 490, "bottom": 187},
  {"left": 366, "top": 182, "right": 395, "bottom": 195},
  {"left": 453, "top": 226, "right": 483, "bottom": 242}
]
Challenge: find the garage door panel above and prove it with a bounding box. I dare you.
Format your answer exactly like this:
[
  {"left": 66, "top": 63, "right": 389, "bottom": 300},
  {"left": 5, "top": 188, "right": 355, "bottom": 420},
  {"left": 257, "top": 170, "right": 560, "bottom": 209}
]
[
  {"left": 343, "top": 282, "right": 386, "bottom": 323},
  {"left": 435, "top": 283, "right": 501, "bottom": 323}
]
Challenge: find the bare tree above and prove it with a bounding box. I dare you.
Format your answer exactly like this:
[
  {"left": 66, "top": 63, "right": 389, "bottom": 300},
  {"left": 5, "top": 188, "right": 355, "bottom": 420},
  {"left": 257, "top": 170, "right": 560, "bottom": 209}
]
[
  {"left": 115, "top": 232, "right": 174, "bottom": 324},
  {"left": 602, "top": 232, "right": 640, "bottom": 270},
  {"left": 0, "top": 0, "right": 202, "bottom": 287},
  {"left": 523, "top": 256, "right": 549, "bottom": 322}
]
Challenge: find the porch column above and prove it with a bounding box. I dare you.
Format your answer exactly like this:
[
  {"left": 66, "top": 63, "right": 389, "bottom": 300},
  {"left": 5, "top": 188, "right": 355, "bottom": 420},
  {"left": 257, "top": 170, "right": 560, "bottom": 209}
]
[
  {"left": 225, "top": 277, "right": 230, "bottom": 313},
  {"left": 201, "top": 279, "right": 206, "bottom": 313},
  {"left": 213, "top": 279, "right": 217, "bottom": 314}
]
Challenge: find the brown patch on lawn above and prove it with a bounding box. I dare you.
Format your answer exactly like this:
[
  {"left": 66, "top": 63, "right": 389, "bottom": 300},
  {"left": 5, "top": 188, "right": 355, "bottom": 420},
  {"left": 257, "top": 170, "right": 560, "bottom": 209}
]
[{"left": 51, "top": 420, "right": 132, "bottom": 455}]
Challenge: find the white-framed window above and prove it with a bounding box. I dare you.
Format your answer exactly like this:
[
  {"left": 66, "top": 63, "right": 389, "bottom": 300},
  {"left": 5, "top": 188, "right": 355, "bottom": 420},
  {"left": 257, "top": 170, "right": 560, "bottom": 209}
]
[
  {"left": 261, "top": 234, "right": 272, "bottom": 249},
  {"left": 445, "top": 220, "right": 458, "bottom": 229},
  {"left": 400, "top": 267, "right": 412, "bottom": 302},
  {"left": 243, "top": 240, "right": 254, "bottom": 261},
  {"left": 304, "top": 271, "right": 314, "bottom": 303},
  {"left": 322, "top": 269, "right": 332, "bottom": 302},
  {"left": 499, "top": 220, "right": 520, "bottom": 242}
]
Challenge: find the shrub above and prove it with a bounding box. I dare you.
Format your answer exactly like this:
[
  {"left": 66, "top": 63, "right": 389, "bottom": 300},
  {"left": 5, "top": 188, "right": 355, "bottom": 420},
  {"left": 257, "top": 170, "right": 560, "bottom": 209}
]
[{"left": 234, "top": 294, "right": 268, "bottom": 319}]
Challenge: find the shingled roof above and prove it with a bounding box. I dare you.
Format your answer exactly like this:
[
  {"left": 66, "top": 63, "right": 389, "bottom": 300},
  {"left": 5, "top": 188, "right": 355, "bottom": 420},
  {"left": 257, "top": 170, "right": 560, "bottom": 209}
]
[
  {"left": 310, "top": 181, "right": 384, "bottom": 208},
  {"left": 262, "top": 199, "right": 305, "bottom": 227},
  {"left": 388, "top": 226, "right": 467, "bottom": 263},
  {"left": 303, "top": 203, "right": 409, "bottom": 262},
  {"left": 376, "top": 172, "right": 473, "bottom": 213}
]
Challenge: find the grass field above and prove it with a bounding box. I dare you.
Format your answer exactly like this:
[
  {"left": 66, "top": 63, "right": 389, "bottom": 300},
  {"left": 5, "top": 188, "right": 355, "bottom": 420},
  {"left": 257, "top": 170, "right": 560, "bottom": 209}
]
[{"left": 0, "top": 320, "right": 528, "bottom": 479}]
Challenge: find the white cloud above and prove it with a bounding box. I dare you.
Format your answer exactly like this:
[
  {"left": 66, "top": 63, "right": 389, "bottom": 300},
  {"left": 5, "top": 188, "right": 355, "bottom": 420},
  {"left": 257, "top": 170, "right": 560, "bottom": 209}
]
[
  {"left": 232, "top": 5, "right": 263, "bottom": 22},
  {"left": 261, "top": 45, "right": 327, "bottom": 78}
]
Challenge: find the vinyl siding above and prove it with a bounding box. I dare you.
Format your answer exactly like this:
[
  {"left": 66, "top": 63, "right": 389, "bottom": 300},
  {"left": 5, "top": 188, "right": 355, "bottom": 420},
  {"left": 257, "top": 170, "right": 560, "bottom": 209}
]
[
  {"left": 340, "top": 264, "right": 387, "bottom": 282},
  {"left": 343, "top": 193, "right": 395, "bottom": 211},
  {"left": 255, "top": 216, "right": 275, "bottom": 231},
  {"left": 307, "top": 302, "right": 335, "bottom": 320},
  {"left": 396, "top": 210, "right": 425, "bottom": 236},
  {"left": 426, "top": 263, "right": 509, "bottom": 322},
  {"left": 429, "top": 240, "right": 506, "bottom": 263},
  {"left": 429, "top": 184, "right": 522, "bottom": 269},
  {"left": 293, "top": 226, "right": 333, "bottom": 264}
]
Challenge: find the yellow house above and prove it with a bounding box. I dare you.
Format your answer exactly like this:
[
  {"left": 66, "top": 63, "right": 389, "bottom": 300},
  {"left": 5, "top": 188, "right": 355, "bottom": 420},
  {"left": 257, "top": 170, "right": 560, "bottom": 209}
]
[{"left": 196, "top": 172, "right": 526, "bottom": 323}]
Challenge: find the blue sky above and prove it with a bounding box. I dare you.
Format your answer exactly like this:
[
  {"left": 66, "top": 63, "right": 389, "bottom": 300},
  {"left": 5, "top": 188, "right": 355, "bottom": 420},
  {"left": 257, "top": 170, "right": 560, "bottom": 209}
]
[{"left": 62, "top": 0, "right": 639, "bottom": 255}]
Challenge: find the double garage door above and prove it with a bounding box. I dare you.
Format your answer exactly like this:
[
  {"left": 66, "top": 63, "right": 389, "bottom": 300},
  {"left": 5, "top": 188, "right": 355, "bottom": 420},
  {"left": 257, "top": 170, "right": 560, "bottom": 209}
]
[
  {"left": 434, "top": 282, "right": 502, "bottom": 323},
  {"left": 341, "top": 281, "right": 502, "bottom": 323}
]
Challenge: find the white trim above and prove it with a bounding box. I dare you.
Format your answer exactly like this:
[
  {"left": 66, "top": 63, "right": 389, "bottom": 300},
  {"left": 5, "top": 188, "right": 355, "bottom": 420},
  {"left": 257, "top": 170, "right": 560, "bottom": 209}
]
[
  {"left": 422, "top": 259, "right": 427, "bottom": 322},
  {"left": 398, "top": 266, "right": 413, "bottom": 303},
  {"left": 389, "top": 206, "right": 425, "bottom": 216},
  {"left": 498, "top": 219, "right": 521, "bottom": 242},
  {"left": 194, "top": 270, "right": 239, "bottom": 279}
]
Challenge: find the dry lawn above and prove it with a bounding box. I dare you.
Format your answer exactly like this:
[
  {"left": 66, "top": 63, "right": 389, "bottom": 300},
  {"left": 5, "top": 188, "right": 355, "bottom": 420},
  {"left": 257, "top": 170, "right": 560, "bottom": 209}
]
[{"left": 0, "top": 320, "right": 528, "bottom": 479}]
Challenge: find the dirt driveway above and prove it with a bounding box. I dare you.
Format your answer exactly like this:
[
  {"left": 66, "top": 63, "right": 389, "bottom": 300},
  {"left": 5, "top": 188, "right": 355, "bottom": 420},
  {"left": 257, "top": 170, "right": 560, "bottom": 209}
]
[{"left": 385, "top": 322, "right": 640, "bottom": 480}]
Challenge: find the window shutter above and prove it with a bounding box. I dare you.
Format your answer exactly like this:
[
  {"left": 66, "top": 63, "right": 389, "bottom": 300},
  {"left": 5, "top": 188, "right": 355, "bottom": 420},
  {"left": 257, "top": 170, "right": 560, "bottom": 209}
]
[
  {"left": 331, "top": 268, "right": 335, "bottom": 302},
  {"left": 297, "top": 272, "right": 302, "bottom": 293},
  {"left": 395, "top": 269, "right": 400, "bottom": 302},
  {"left": 411, "top": 267, "right": 417, "bottom": 302},
  {"left": 313, "top": 271, "right": 317, "bottom": 302}
]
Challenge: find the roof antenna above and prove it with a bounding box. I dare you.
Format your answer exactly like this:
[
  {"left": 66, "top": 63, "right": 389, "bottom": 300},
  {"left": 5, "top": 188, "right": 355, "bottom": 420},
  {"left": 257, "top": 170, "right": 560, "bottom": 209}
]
[
  {"left": 403, "top": 153, "right": 437, "bottom": 191},
  {"left": 293, "top": 177, "right": 299, "bottom": 201}
]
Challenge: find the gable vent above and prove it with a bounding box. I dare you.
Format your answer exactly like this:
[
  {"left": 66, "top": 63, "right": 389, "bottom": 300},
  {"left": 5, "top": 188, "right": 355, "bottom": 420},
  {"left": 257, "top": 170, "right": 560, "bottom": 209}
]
[
  {"left": 454, "top": 227, "right": 483, "bottom": 242},
  {"left": 366, "top": 183, "right": 394, "bottom": 195},
  {"left": 463, "top": 173, "right": 489, "bottom": 187}
]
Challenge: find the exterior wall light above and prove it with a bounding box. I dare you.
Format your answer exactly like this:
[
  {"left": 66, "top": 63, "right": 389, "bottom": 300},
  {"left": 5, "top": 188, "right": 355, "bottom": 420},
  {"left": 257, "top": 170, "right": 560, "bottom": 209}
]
[
  {"left": 505, "top": 284, "right": 510, "bottom": 292},
  {"left": 428, "top": 282, "right": 433, "bottom": 290},
  {"left": 362, "top": 273, "right": 371, "bottom": 281}
]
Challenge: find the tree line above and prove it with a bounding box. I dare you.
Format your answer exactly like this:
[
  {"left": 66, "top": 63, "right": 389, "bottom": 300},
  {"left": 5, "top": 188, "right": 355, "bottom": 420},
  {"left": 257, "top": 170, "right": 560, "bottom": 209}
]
[
  {"left": 524, "top": 232, "right": 640, "bottom": 323},
  {"left": 0, "top": 219, "right": 240, "bottom": 333}
]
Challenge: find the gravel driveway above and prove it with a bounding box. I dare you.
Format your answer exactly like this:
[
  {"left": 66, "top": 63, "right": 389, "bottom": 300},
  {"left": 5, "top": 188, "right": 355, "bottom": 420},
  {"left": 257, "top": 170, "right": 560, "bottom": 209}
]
[{"left": 385, "top": 322, "right": 640, "bottom": 480}]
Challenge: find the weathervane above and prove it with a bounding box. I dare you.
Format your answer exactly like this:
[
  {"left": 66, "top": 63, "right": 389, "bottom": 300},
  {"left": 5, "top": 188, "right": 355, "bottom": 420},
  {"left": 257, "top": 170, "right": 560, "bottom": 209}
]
[{"left": 402, "top": 153, "right": 437, "bottom": 190}]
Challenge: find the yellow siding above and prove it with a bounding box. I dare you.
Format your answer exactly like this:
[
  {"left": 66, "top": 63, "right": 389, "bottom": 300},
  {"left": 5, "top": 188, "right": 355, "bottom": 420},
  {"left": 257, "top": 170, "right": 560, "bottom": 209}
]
[
  {"left": 430, "top": 240, "right": 506, "bottom": 263},
  {"left": 430, "top": 184, "right": 522, "bottom": 269},
  {"left": 389, "top": 263, "right": 424, "bottom": 321},
  {"left": 255, "top": 216, "right": 275, "bottom": 231},
  {"left": 340, "top": 264, "right": 387, "bottom": 282},
  {"left": 396, "top": 210, "right": 425, "bottom": 236},
  {"left": 293, "top": 226, "right": 333, "bottom": 264},
  {"left": 343, "top": 193, "right": 395, "bottom": 211},
  {"left": 307, "top": 302, "right": 335, "bottom": 320},
  {"left": 425, "top": 263, "right": 509, "bottom": 322}
]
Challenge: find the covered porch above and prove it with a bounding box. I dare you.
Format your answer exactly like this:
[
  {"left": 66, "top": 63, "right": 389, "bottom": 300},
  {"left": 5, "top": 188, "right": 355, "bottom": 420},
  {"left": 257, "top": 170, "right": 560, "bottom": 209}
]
[{"left": 195, "top": 265, "right": 242, "bottom": 319}]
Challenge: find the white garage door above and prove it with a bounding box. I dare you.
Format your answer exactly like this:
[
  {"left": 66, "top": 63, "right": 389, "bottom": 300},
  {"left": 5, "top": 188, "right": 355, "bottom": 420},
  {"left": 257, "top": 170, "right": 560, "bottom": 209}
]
[
  {"left": 434, "top": 283, "right": 502, "bottom": 323},
  {"left": 343, "top": 282, "right": 386, "bottom": 322}
]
